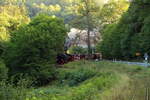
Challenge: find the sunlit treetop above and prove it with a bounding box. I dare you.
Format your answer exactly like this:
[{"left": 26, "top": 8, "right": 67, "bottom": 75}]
[
  {"left": 99, "top": 0, "right": 129, "bottom": 25},
  {"left": 0, "top": 3, "right": 30, "bottom": 42}
]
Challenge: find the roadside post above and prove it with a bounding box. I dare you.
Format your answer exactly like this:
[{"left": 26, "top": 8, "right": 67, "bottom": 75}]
[{"left": 144, "top": 53, "right": 149, "bottom": 67}]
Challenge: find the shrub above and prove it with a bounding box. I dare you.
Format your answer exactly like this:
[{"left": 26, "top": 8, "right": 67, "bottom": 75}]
[
  {"left": 4, "top": 14, "right": 67, "bottom": 85},
  {"left": 58, "top": 68, "right": 96, "bottom": 86}
]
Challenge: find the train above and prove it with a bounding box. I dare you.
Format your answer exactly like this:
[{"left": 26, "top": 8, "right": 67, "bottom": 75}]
[
  {"left": 57, "top": 53, "right": 102, "bottom": 65},
  {"left": 57, "top": 37, "right": 102, "bottom": 64}
]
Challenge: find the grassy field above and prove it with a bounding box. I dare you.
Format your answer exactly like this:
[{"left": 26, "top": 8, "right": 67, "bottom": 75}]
[
  {"left": 29, "top": 61, "right": 150, "bottom": 100},
  {"left": 1, "top": 60, "right": 150, "bottom": 100}
]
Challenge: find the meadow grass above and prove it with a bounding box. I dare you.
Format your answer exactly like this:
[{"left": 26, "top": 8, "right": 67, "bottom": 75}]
[
  {"left": 1, "top": 60, "right": 150, "bottom": 100},
  {"left": 28, "top": 60, "right": 150, "bottom": 100}
]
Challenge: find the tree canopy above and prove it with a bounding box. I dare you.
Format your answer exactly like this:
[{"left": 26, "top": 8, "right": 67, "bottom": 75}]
[
  {"left": 4, "top": 15, "right": 67, "bottom": 85},
  {"left": 97, "top": 0, "right": 150, "bottom": 59}
]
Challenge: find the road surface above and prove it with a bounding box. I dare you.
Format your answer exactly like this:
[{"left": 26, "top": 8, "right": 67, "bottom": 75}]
[{"left": 112, "top": 60, "right": 150, "bottom": 67}]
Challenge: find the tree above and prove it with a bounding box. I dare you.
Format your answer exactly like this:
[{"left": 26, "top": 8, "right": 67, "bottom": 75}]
[
  {"left": 4, "top": 14, "right": 67, "bottom": 85},
  {"left": 0, "top": 3, "right": 30, "bottom": 40},
  {"left": 98, "top": 0, "right": 129, "bottom": 25},
  {"left": 97, "top": 0, "right": 150, "bottom": 59},
  {"left": 25, "top": 0, "right": 78, "bottom": 24},
  {"left": 70, "top": 0, "right": 128, "bottom": 55},
  {"left": 70, "top": 0, "right": 101, "bottom": 55},
  {"left": 96, "top": 0, "right": 129, "bottom": 59},
  {"left": 0, "top": 2, "right": 30, "bottom": 57},
  {"left": 96, "top": 24, "right": 116, "bottom": 59}
]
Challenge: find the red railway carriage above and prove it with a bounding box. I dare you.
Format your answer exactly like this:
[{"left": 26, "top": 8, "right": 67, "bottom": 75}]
[{"left": 56, "top": 53, "right": 102, "bottom": 65}]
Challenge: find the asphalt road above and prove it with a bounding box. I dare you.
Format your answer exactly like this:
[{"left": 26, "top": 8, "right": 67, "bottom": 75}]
[{"left": 112, "top": 60, "right": 150, "bottom": 67}]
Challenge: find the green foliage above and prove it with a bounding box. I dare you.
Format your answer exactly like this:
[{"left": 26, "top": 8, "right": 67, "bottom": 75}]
[
  {"left": 0, "top": 42, "right": 6, "bottom": 56},
  {"left": 97, "top": 24, "right": 118, "bottom": 59},
  {"left": 99, "top": 0, "right": 129, "bottom": 25},
  {"left": 25, "top": 0, "right": 78, "bottom": 24},
  {"left": 97, "top": 1, "right": 150, "bottom": 59},
  {"left": 4, "top": 14, "right": 67, "bottom": 85},
  {"left": 0, "top": 4, "right": 30, "bottom": 42},
  {"left": 1, "top": 60, "right": 149, "bottom": 100},
  {"left": 70, "top": 0, "right": 100, "bottom": 30},
  {"left": 58, "top": 73, "right": 117, "bottom": 100},
  {"left": 0, "top": 3, "right": 30, "bottom": 58},
  {"left": 0, "top": 78, "right": 33, "bottom": 100},
  {"left": 27, "top": 72, "right": 118, "bottom": 100},
  {"left": 69, "top": 46, "right": 87, "bottom": 54},
  {"left": 0, "top": 60, "right": 8, "bottom": 81},
  {"left": 58, "top": 68, "right": 96, "bottom": 86}
]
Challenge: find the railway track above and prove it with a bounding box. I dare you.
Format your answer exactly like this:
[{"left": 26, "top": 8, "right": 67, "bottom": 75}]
[
  {"left": 100, "top": 60, "right": 150, "bottom": 100},
  {"left": 131, "top": 87, "right": 149, "bottom": 100},
  {"left": 145, "top": 87, "right": 149, "bottom": 100},
  {"left": 104, "top": 78, "right": 150, "bottom": 100}
]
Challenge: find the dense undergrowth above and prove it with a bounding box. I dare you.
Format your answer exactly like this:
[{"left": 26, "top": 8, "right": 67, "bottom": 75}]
[{"left": 0, "top": 61, "right": 150, "bottom": 100}]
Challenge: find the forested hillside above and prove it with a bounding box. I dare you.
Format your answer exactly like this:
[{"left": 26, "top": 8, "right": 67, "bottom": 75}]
[
  {"left": 25, "top": 0, "right": 77, "bottom": 23},
  {"left": 98, "top": 0, "right": 150, "bottom": 59}
]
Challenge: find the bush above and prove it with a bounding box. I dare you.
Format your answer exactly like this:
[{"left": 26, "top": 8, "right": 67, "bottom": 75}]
[
  {"left": 4, "top": 14, "right": 67, "bottom": 85},
  {"left": 0, "top": 60, "right": 8, "bottom": 81},
  {"left": 58, "top": 68, "right": 96, "bottom": 86}
]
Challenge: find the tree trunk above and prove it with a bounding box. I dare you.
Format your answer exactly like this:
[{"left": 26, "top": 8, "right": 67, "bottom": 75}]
[
  {"left": 87, "top": 27, "right": 91, "bottom": 55},
  {"left": 84, "top": 0, "right": 92, "bottom": 55}
]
